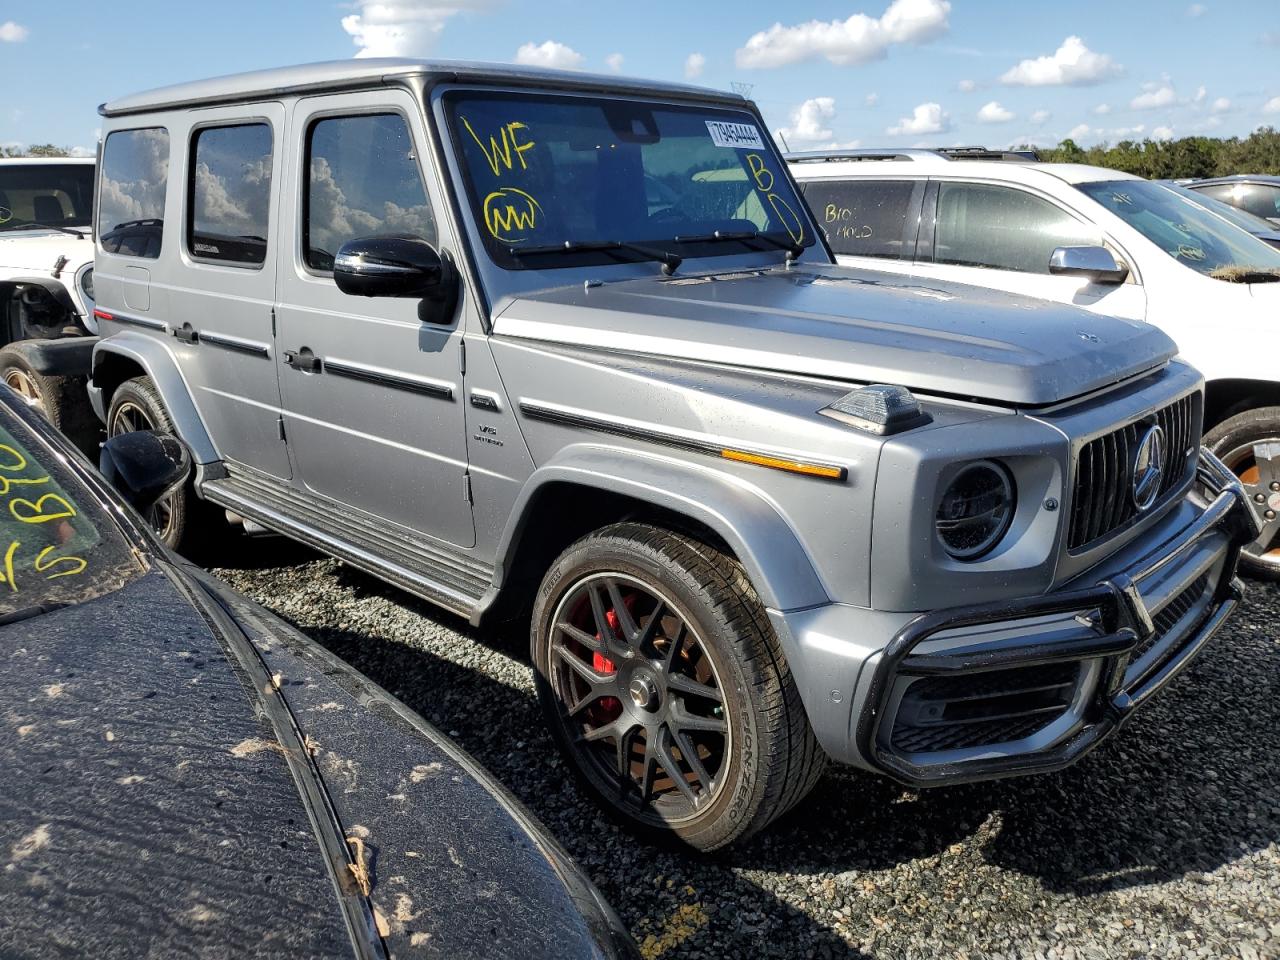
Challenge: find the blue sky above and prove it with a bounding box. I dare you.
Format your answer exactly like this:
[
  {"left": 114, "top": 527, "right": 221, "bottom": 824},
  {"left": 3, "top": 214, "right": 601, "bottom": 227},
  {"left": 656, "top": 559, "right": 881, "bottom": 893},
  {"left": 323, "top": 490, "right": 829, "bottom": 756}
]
[{"left": 2, "top": 0, "right": 1278, "bottom": 154}]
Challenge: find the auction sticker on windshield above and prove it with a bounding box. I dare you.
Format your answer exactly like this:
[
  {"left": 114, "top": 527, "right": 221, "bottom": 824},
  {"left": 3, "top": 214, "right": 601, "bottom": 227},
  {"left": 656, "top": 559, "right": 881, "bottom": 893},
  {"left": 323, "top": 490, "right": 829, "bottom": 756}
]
[{"left": 706, "top": 121, "right": 764, "bottom": 150}]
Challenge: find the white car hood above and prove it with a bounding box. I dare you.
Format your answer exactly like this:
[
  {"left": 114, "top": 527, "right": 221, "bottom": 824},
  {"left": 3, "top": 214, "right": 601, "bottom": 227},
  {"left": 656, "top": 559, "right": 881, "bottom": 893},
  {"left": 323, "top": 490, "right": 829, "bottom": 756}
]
[{"left": 0, "top": 229, "right": 94, "bottom": 273}]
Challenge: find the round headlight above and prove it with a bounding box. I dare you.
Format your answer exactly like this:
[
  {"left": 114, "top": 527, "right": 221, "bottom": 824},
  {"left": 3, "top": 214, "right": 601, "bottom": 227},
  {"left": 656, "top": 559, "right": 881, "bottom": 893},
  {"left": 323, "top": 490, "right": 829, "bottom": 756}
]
[
  {"left": 78, "top": 267, "right": 94, "bottom": 303},
  {"left": 935, "top": 460, "right": 1015, "bottom": 560}
]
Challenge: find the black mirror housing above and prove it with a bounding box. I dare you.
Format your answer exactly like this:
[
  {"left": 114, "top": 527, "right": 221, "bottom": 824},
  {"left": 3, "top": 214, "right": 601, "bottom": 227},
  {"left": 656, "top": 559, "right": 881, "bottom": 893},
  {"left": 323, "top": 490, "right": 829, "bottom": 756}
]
[
  {"left": 99, "top": 430, "right": 191, "bottom": 517},
  {"left": 334, "top": 235, "right": 453, "bottom": 298}
]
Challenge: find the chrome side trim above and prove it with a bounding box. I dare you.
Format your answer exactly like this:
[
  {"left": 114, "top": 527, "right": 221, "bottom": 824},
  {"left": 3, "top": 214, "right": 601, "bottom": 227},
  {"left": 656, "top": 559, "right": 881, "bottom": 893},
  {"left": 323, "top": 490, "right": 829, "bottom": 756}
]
[
  {"left": 518, "top": 398, "right": 849, "bottom": 482},
  {"left": 199, "top": 330, "right": 271, "bottom": 358},
  {"left": 322, "top": 356, "right": 455, "bottom": 400}
]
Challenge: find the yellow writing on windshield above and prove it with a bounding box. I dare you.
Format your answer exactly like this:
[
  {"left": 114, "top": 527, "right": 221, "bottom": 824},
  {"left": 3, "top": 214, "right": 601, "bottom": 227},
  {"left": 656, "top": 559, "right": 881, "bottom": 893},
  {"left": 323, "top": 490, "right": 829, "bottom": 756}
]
[
  {"left": 11, "top": 493, "right": 76, "bottom": 525},
  {"left": 0, "top": 541, "right": 16, "bottom": 593},
  {"left": 1, "top": 446, "right": 89, "bottom": 598},
  {"left": 35, "top": 545, "right": 87, "bottom": 580},
  {"left": 484, "top": 187, "right": 543, "bottom": 243},
  {"left": 461, "top": 117, "right": 536, "bottom": 177},
  {"left": 746, "top": 154, "right": 805, "bottom": 246}
]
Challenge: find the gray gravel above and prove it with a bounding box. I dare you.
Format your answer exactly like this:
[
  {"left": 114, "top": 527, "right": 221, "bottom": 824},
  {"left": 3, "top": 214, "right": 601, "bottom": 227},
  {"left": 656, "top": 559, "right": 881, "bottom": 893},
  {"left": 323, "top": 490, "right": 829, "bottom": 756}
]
[{"left": 212, "top": 542, "right": 1280, "bottom": 960}]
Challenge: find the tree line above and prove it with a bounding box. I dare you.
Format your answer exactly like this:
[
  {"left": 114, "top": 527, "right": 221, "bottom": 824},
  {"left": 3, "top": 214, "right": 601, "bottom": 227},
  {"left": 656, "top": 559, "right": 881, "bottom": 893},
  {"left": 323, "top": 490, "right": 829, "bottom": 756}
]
[{"left": 7, "top": 126, "right": 1280, "bottom": 179}]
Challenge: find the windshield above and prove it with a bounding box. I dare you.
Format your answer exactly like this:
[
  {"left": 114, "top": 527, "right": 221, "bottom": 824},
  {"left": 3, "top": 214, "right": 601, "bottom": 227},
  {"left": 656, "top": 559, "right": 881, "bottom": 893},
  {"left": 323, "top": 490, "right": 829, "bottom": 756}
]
[
  {"left": 0, "top": 162, "right": 95, "bottom": 231},
  {"left": 1078, "top": 179, "right": 1280, "bottom": 282},
  {"left": 0, "top": 406, "right": 141, "bottom": 618},
  {"left": 444, "top": 91, "right": 815, "bottom": 269}
]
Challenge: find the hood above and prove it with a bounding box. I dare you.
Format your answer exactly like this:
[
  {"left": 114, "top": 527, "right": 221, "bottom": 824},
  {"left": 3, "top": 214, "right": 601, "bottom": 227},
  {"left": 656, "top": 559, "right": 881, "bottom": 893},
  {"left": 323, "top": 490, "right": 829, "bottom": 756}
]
[
  {"left": 493, "top": 264, "right": 1177, "bottom": 406},
  {"left": 0, "top": 228, "right": 93, "bottom": 272}
]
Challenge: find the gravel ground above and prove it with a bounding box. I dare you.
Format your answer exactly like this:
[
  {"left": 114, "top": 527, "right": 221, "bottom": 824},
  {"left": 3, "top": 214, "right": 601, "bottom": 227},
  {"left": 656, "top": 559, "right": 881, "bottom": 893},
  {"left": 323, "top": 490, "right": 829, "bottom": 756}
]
[{"left": 212, "top": 542, "right": 1280, "bottom": 960}]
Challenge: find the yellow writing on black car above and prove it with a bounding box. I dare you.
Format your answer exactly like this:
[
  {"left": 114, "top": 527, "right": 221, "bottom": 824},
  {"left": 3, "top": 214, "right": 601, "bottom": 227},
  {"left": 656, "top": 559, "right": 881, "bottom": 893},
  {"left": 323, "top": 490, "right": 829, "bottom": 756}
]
[
  {"left": 745, "top": 154, "right": 805, "bottom": 246},
  {"left": 484, "top": 187, "right": 542, "bottom": 243},
  {"left": 0, "top": 438, "right": 90, "bottom": 595},
  {"left": 461, "top": 117, "right": 536, "bottom": 177}
]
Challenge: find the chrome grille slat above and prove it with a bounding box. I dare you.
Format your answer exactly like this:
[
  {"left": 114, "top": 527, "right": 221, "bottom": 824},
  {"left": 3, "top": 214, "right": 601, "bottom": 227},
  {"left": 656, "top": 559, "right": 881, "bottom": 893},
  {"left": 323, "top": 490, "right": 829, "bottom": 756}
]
[{"left": 1067, "top": 394, "right": 1201, "bottom": 552}]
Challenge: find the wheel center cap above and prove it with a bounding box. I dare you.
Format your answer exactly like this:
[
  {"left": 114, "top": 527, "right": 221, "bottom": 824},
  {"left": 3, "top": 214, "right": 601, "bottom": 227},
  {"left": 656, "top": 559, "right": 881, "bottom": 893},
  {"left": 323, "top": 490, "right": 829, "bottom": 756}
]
[
  {"left": 628, "top": 673, "right": 660, "bottom": 712},
  {"left": 1268, "top": 492, "right": 1280, "bottom": 514}
]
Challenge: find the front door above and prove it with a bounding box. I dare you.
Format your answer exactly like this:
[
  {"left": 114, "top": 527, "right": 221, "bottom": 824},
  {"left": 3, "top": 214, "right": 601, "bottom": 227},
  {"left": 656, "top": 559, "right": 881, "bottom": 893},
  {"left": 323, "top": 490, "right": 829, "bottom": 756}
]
[{"left": 274, "top": 90, "right": 474, "bottom": 547}]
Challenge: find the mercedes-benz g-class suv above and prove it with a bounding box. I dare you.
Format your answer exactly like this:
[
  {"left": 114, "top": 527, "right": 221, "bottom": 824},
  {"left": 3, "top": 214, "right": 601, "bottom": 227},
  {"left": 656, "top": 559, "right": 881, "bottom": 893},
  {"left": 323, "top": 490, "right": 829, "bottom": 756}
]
[{"left": 90, "top": 61, "right": 1256, "bottom": 851}]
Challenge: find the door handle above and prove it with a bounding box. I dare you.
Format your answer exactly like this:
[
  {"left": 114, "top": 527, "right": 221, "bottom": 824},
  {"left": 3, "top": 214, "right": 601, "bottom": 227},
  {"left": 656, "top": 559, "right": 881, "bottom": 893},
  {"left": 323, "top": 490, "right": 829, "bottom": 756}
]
[{"left": 283, "top": 348, "right": 322, "bottom": 372}]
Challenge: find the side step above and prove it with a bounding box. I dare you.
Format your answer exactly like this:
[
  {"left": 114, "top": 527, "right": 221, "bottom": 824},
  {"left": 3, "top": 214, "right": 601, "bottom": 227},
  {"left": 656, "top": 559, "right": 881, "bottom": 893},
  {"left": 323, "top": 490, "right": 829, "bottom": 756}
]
[{"left": 202, "top": 471, "right": 492, "bottom": 620}]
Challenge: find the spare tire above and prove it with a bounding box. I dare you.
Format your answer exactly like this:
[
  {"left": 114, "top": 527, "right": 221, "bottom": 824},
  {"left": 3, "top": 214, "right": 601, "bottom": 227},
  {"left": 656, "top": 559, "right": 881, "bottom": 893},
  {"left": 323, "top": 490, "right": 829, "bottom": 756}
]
[{"left": 0, "top": 342, "right": 100, "bottom": 457}]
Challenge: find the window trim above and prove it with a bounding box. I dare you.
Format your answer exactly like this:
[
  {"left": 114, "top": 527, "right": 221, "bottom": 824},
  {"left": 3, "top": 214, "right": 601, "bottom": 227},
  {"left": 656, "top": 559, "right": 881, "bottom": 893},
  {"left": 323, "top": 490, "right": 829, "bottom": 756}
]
[
  {"left": 184, "top": 118, "right": 275, "bottom": 272},
  {"left": 96, "top": 125, "right": 172, "bottom": 262},
  {"left": 299, "top": 105, "right": 432, "bottom": 279},
  {"left": 799, "top": 177, "right": 927, "bottom": 263}
]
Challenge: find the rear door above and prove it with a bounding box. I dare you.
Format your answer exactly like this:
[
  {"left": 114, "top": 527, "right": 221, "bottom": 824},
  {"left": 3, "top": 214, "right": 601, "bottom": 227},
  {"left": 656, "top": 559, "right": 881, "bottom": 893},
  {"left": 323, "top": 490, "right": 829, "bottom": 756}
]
[
  {"left": 797, "top": 177, "right": 924, "bottom": 278},
  {"left": 274, "top": 90, "right": 474, "bottom": 547},
  {"left": 913, "top": 179, "right": 1147, "bottom": 319}
]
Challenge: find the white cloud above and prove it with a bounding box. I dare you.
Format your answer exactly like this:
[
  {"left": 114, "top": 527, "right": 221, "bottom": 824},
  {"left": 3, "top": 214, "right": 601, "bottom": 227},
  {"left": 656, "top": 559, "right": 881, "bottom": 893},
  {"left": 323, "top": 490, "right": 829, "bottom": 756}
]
[
  {"left": 1066, "top": 123, "right": 1092, "bottom": 140},
  {"left": 1030, "top": 109, "right": 1051, "bottom": 125},
  {"left": 1265, "top": 96, "right": 1280, "bottom": 114},
  {"left": 1187, "top": 3, "right": 1206, "bottom": 15},
  {"left": 1093, "top": 103, "right": 1112, "bottom": 115},
  {"left": 1193, "top": 84, "right": 1207, "bottom": 103},
  {"left": 781, "top": 97, "right": 838, "bottom": 142},
  {"left": 1152, "top": 126, "right": 1174, "bottom": 140},
  {"left": 817, "top": 139, "right": 862, "bottom": 150},
  {"left": 735, "top": 0, "right": 950, "bottom": 69},
  {"left": 865, "top": 92, "right": 880, "bottom": 107},
  {"left": 514, "top": 40, "right": 584, "bottom": 70},
  {"left": 1131, "top": 82, "right": 1176, "bottom": 110},
  {"left": 956, "top": 78, "right": 977, "bottom": 93},
  {"left": 605, "top": 52, "right": 624, "bottom": 73},
  {"left": 1000, "top": 35, "right": 1122, "bottom": 87},
  {"left": 1110, "top": 123, "right": 1146, "bottom": 138},
  {"left": 341, "top": 1, "right": 487, "bottom": 58},
  {"left": 977, "top": 100, "right": 1014, "bottom": 123},
  {"left": 684, "top": 52, "right": 706, "bottom": 79},
  {"left": 1212, "top": 97, "right": 1232, "bottom": 113},
  {"left": 0, "top": 21, "right": 28, "bottom": 42},
  {"left": 68, "top": 146, "right": 94, "bottom": 158},
  {"left": 888, "top": 102, "right": 950, "bottom": 136}
]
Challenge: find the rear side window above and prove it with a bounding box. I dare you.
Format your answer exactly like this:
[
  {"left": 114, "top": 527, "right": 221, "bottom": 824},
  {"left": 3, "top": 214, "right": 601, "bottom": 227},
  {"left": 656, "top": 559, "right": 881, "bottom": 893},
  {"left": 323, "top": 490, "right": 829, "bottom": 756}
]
[
  {"left": 801, "top": 179, "right": 922, "bottom": 259},
  {"left": 933, "top": 182, "right": 1100, "bottom": 274},
  {"left": 304, "top": 113, "right": 436, "bottom": 272},
  {"left": 188, "top": 123, "right": 273, "bottom": 266},
  {"left": 98, "top": 128, "right": 170, "bottom": 259}
]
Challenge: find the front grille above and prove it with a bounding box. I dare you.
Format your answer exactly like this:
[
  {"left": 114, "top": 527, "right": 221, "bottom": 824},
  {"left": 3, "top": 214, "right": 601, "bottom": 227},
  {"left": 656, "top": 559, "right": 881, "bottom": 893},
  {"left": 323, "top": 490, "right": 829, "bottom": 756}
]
[
  {"left": 1130, "top": 573, "right": 1211, "bottom": 663},
  {"left": 1067, "top": 393, "right": 1200, "bottom": 551},
  {"left": 890, "top": 662, "right": 1081, "bottom": 754}
]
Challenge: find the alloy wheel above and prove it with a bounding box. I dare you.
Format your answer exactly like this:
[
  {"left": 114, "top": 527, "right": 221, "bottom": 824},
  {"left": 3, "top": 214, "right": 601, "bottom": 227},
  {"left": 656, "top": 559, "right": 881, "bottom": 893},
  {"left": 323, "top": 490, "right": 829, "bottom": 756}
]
[
  {"left": 3, "top": 367, "right": 46, "bottom": 416},
  {"left": 1220, "top": 438, "right": 1280, "bottom": 569}
]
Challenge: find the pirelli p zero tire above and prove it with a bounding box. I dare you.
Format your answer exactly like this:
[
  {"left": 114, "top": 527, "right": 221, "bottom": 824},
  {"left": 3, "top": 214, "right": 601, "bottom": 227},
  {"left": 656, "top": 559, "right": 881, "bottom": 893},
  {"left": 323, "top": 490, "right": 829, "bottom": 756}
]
[
  {"left": 532, "top": 522, "right": 826, "bottom": 852},
  {"left": 105, "top": 376, "right": 208, "bottom": 552},
  {"left": 1206, "top": 406, "right": 1280, "bottom": 581},
  {"left": 0, "top": 344, "right": 99, "bottom": 457}
]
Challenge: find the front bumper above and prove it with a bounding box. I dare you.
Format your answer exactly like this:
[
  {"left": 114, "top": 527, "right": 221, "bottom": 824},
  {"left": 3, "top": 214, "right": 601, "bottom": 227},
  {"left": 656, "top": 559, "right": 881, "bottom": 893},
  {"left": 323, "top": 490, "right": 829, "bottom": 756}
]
[{"left": 781, "top": 448, "right": 1256, "bottom": 787}]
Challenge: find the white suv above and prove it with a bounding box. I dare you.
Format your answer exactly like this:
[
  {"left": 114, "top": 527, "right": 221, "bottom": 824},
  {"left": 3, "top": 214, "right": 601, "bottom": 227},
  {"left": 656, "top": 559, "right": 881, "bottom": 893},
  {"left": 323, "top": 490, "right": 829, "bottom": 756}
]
[
  {"left": 0, "top": 156, "right": 99, "bottom": 450},
  {"left": 789, "top": 148, "right": 1280, "bottom": 578}
]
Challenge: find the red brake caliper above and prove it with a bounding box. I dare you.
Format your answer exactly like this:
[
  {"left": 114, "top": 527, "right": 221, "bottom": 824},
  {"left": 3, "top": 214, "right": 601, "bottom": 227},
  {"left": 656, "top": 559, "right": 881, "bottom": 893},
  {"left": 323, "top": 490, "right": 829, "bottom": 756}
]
[{"left": 588, "top": 608, "right": 625, "bottom": 724}]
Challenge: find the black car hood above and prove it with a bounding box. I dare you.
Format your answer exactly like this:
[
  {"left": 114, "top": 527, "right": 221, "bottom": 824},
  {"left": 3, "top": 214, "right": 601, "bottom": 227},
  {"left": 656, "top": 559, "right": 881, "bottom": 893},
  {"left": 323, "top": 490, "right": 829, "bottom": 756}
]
[{"left": 495, "top": 264, "right": 1178, "bottom": 405}]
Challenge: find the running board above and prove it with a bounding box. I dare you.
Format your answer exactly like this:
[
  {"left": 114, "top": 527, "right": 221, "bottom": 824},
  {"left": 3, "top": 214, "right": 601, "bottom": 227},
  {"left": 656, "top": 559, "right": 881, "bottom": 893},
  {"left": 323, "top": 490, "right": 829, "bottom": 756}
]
[{"left": 201, "top": 470, "right": 492, "bottom": 620}]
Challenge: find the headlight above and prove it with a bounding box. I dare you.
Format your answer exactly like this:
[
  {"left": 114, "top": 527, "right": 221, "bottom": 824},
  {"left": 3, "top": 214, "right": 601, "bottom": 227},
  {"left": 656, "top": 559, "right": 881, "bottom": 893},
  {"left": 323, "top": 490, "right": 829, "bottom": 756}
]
[
  {"left": 935, "top": 460, "right": 1015, "bottom": 560},
  {"left": 78, "top": 267, "right": 94, "bottom": 303}
]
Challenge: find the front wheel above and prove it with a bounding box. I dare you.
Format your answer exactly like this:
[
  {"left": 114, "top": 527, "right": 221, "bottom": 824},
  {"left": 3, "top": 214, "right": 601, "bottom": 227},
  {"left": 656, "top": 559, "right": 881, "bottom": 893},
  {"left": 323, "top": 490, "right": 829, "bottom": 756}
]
[
  {"left": 531, "top": 522, "right": 825, "bottom": 851},
  {"left": 1205, "top": 406, "right": 1280, "bottom": 581}
]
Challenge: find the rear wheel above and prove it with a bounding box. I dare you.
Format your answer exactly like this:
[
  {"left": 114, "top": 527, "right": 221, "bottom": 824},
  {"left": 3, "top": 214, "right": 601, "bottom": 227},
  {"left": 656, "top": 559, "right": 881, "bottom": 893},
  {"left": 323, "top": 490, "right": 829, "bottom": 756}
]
[
  {"left": 1206, "top": 406, "right": 1280, "bottom": 581},
  {"left": 106, "top": 376, "right": 200, "bottom": 550},
  {"left": 0, "top": 343, "right": 98, "bottom": 456},
  {"left": 532, "top": 522, "right": 825, "bottom": 851}
]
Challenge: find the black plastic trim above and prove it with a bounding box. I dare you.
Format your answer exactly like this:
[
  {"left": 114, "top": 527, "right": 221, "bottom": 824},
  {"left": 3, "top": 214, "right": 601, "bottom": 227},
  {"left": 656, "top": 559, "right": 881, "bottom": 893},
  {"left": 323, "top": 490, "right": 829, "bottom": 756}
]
[{"left": 323, "top": 358, "right": 454, "bottom": 399}]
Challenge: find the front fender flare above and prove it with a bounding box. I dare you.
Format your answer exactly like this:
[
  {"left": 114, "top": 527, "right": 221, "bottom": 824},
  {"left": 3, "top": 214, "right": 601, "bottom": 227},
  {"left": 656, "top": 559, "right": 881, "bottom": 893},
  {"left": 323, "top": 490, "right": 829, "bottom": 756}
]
[
  {"left": 488, "top": 444, "right": 831, "bottom": 614},
  {"left": 91, "top": 331, "right": 220, "bottom": 464}
]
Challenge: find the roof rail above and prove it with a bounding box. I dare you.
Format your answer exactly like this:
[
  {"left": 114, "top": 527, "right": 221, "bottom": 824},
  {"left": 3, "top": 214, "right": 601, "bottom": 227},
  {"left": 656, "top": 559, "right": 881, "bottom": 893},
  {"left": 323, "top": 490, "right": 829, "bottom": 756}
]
[
  {"left": 785, "top": 148, "right": 946, "bottom": 164},
  {"left": 935, "top": 146, "right": 1041, "bottom": 161}
]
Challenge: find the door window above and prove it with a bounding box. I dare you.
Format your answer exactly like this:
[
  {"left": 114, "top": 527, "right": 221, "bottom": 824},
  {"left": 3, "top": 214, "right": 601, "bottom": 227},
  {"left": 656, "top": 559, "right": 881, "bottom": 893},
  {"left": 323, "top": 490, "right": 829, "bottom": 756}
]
[
  {"left": 98, "top": 127, "right": 170, "bottom": 259},
  {"left": 304, "top": 113, "right": 436, "bottom": 272},
  {"left": 933, "top": 182, "right": 1100, "bottom": 274},
  {"left": 800, "top": 179, "right": 922, "bottom": 260},
  {"left": 188, "top": 123, "right": 273, "bottom": 266}
]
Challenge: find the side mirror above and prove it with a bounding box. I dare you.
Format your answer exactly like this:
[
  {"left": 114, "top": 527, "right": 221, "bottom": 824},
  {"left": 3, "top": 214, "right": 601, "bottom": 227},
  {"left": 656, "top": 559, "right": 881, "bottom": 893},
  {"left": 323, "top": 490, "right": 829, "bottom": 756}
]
[
  {"left": 99, "top": 430, "right": 191, "bottom": 516},
  {"left": 334, "top": 235, "right": 456, "bottom": 301},
  {"left": 1049, "top": 245, "right": 1130, "bottom": 285}
]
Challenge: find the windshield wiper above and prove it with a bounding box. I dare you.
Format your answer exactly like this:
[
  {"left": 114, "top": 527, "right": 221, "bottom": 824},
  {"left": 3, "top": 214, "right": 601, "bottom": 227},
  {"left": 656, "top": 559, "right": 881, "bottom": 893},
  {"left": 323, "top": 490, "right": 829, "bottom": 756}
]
[
  {"left": 0, "top": 601, "right": 69, "bottom": 625},
  {"left": 673, "top": 229, "right": 806, "bottom": 262},
  {"left": 510, "top": 239, "right": 682, "bottom": 276},
  {"left": 0, "top": 220, "right": 84, "bottom": 238}
]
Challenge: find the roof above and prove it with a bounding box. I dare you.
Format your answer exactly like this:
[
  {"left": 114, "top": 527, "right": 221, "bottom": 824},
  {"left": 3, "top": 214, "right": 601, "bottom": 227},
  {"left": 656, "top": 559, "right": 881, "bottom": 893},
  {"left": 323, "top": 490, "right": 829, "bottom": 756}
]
[
  {"left": 786, "top": 149, "right": 1140, "bottom": 187},
  {"left": 1190, "top": 174, "right": 1280, "bottom": 186},
  {"left": 101, "top": 58, "right": 742, "bottom": 117},
  {"left": 0, "top": 157, "right": 94, "bottom": 165}
]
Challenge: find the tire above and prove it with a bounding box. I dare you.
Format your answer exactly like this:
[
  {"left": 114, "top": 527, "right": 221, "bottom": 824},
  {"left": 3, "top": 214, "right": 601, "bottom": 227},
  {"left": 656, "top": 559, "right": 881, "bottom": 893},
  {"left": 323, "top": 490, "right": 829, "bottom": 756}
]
[
  {"left": 1205, "top": 405, "right": 1280, "bottom": 581},
  {"left": 106, "top": 376, "right": 210, "bottom": 552},
  {"left": 0, "top": 344, "right": 99, "bottom": 457},
  {"left": 531, "top": 522, "right": 826, "bottom": 852}
]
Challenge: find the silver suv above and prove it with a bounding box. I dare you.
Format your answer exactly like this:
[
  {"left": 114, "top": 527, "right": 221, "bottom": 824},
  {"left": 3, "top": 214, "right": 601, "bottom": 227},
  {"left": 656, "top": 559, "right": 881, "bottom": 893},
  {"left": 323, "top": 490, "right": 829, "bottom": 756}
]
[{"left": 90, "top": 60, "right": 1256, "bottom": 851}]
